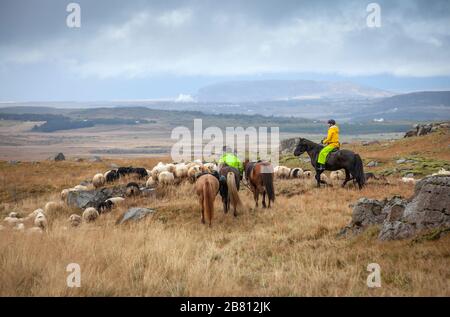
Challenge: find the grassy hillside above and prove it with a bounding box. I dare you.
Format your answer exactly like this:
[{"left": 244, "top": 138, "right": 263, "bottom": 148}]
[{"left": 0, "top": 131, "right": 449, "bottom": 296}]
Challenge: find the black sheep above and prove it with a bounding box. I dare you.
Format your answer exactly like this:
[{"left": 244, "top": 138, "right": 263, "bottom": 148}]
[{"left": 97, "top": 200, "right": 114, "bottom": 214}]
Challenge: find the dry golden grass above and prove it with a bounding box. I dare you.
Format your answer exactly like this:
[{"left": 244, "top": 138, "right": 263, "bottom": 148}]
[{"left": 0, "top": 134, "right": 449, "bottom": 296}]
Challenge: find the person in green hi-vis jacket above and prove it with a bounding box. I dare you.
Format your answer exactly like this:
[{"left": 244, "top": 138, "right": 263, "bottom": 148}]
[
  {"left": 218, "top": 146, "right": 244, "bottom": 176},
  {"left": 317, "top": 119, "right": 340, "bottom": 171}
]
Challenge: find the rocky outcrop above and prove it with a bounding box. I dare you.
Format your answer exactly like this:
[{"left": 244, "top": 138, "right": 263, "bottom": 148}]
[
  {"left": 341, "top": 175, "right": 450, "bottom": 240},
  {"left": 404, "top": 122, "right": 449, "bottom": 138},
  {"left": 280, "top": 137, "right": 300, "bottom": 154}
]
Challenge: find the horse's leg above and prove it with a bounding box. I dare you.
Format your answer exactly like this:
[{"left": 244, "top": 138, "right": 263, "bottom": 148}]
[
  {"left": 262, "top": 191, "right": 267, "bottom": 208},
  {"left": 200, "top": 197, "right": 205, "bottom": 224},
  {"left": 315, "top": 169, "right": 322, "bottom": 187},
  {"left": 342, "top": 169, "right": 351, "bottom": 187},
  {"left": 253, "top": 187, "right": 259, "bottom": 208}
]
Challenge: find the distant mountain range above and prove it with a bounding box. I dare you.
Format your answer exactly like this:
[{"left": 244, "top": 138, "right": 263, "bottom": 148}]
[
  {"left": 196, "top": 79, "right": 394, "bottom": 102},
  {"left": 351, "top": 91, "right": 450, "bottom": 121}
]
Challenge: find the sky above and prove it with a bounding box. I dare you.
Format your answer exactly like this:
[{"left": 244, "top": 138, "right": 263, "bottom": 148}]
[{"left": 1, "top": 0, "right": 450, "bottom": 101}]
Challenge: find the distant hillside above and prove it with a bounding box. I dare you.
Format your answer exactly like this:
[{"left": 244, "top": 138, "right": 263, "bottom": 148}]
[
  {"left": 351, "top": 91, "right": 450, "bottom": 121},
  {"left": 197, "top": 80, "right": 393, "bottom": 102}
]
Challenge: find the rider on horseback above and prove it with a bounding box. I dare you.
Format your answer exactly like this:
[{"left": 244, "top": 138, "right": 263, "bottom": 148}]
[
  {"left": 218, "top": 146, "right": 244, "bottom": 177},
  {"left": 317, "top": 119, "right": 340, "bottom": 171}
]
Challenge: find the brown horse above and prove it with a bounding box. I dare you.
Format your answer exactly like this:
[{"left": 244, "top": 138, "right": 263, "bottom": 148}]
[
  {"left": 219, "top": 165, "right": 243, "bottom": 217},
  {"left": 244, "top": 160, "right": 275, "bottom": 208},
  {"left": 195, "top": 174, "right": 219, "bottom": 226}
]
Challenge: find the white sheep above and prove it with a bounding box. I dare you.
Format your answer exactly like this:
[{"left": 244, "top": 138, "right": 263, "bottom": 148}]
[
  {"left": 92, "top": 173, "right": 106, "bottom": 188},
  {"left": 274, "top": 166, "right": 291, "bottom": 179},
  {"left": 320, "top": 173, "right": 329, "bottom": 182},
  {"left": 290, "top": 168, "right": 303, "bottom": 178},
  {"left": 174, "top": 163, "right": 188, "bottom": 178},
  {"left": 73, "top": 185, "right": 89, "bottom": 191},
  {"left": 187, "top": 165, "right": 201, "bottom": 180},
  {"left": 106, "top": 197, "right": 125, "bottom": 204},
  {"left": 68, "top": 214, "right": 82, "bottom": 227},
  {"left": 82, "top": 207, "right": 99, "bottom": 222},
  {"left": 401, "top": 177, "right": 416, "bottom": 184},
  {"left": 14, "top": 223, "right": 25, "bottom": 231},
  {"left": 8, "top": 212, "right": 18, "bottom": 218},
  {"left": 34, "top": 211, "right": 48, "bottom": 230},
  {"left": 3, "top": 216, "right": 21, "bottom": 226},
  {"left": 146, "top": 177, "right": 157, "bottom": 188},
  {"left": 44, "top": 201, "right": 64, "bottom": 218},
  {"left": 431, "top": 168, "right": 450, "bottom": 176},
  {"left": 60, "top": 188, "right": 70, "bottom": 201},
  {"left": 303, "top": 171, "right": 313, "bottom": 178},
  {"left": 158, "top": 171, "right": 175, "bottom": 185},
  {"left": 330, "top": 170, "right": 345, "bottom": 181},
  {"left": 203, "top": 163, "right": 218, "bottom": 173}
]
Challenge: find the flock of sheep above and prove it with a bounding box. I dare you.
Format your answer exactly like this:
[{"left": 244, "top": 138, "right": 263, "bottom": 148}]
[{"left": 3, "top": 157, "right": 447, "bottom": 233}]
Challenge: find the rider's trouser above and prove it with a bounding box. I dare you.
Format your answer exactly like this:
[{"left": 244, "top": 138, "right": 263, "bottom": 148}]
[{"left": 317, "top": 145, "right": 336, "bottom": 165}]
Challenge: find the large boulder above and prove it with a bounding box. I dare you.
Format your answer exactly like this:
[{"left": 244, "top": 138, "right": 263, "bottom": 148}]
[
  {"left": 67, "top": 186, "right": 127, "bottom": 209},
  {"left": 342, "top": 175, "right": 450, "bottom": 240},
  {"left": 280, "top": 137, "right": 300, "bottom": 154}
]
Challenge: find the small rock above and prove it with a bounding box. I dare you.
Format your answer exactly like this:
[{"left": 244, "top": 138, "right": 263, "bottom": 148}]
[
  {"left": 405, "top": 173, "right": 414, "bottom": 178},
  {"left": 118, "top": 207, "right": 155, "bottom": 224},
  {"left": 54, "top": 153, "right": 65, "bottom": 161},
  {"left": 396, "top": 158, "right": 406, "bottom": 164},
  {"left": 367, "top": 161, "right": 378, "bottom": 167}
]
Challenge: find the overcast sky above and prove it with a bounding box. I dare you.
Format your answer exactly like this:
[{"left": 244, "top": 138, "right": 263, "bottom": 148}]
[{"left": 1, "top": 0, "right": 450, "bottom": 101}]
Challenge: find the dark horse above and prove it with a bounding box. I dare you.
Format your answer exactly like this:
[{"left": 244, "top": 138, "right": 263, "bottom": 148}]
[
  {"left": 219, "top": 165, "right": 243, "bottom": 216},
  {"left": 293, "top": 138, "right": 366, "bottom": 189}
]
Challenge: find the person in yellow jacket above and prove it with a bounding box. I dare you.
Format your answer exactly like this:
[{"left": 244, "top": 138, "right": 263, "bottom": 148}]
[{"left": 317, "top": 119, "right": 340, "bottom": 171}]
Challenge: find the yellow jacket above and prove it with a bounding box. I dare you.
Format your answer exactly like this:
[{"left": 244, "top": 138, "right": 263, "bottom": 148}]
[{"left": 323, "top": 125, "right": 340, "bottom": 148}]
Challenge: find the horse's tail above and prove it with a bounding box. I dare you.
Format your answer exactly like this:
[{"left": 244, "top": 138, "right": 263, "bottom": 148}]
[
  {"left": 203, "top": 179, "right": 214, "bottom": 226},
  {"left": 261, "top": 170, "right": 275, "bottom": 203},
  {"left": 352, "top": 154, "right": 366, "bottom": 189},
  {"left": 227, "top": 172, "right": 243, "bottom": 211}
]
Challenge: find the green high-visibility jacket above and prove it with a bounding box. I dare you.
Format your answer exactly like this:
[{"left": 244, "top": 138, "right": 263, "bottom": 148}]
[{"left": 218, "top": 153, "right": 243, "bottom": 174}]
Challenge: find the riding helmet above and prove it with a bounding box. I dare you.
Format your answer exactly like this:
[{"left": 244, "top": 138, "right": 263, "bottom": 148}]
[{"left": 327, "top": 119, "right": 336, "bottom": 125}]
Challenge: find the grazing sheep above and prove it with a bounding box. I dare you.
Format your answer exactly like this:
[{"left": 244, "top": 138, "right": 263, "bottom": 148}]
[
  {"left": 303, "top": 170, "right": 313, "bottom": 178},
  {"left": 34, "top": 211, "right": 48, "bottom": 230},
  {"left": 174, "top": 163, "right": 188, "bottom": 178},
  {"left": 290, "top": 168, "right": 303, "bottom": 178},
  {"left": 187, "top": 165, "right": 201, "bottom": 179},
  {"left": 125, "top": 182, "right": 141, "bottom": 197},
  {"left": 151, "top": 163, "right": 168, "bottom": 181},
  {"left": 320, "top": 173, "right": 329, "bottom": 182},
  {"left": 8, "top": 212, "right": 18, "bottom": 218},
  {"left": 3, "top": 216, "right": 21, "bottom": 226},
  {"left": 105, "top": 169, "right": 119, "bottom": 182},
  {"left": 73, "top": 185, "right": 89, "bottom": 191},
  {"left": 82, "top": 207, "right": 99, "bottom": 222},
  {"left": 165, "top": 164, "right": 176, "bottom": 174},
  {"left": 432, "top": 168, "right": 450, "bottom": 176},
  {"left": 330, "top": 170, "right": 345, "bottom": 181},
  {"left": 93, "top": 173, "right": 106, "bottom": 188},
  {"left": 203, "top": 163, "right": 217, "bottom": 173},
  {"left": 132, "top": 167, "right": 149, "bottom": 179},
  {"left": 60, "top": 189, "right": 70, "bottom": 201},
  {"left": 106, "top": 197, "right": 125, "bottom": 204},
  {"left": 14, "top": 223, "right": 25, "bottom": 231},
  {"left": 97, "top": 200, "right": 114, "bottom": 214},
  {"left": 146, "top": 177, "right": 157, "bottom": 188},
  {"left": 401, "top": 177, "right": 416, "bottom": 184},
  {"left": 274, "top": 166, "right": 291, "bottom": 179},
  {"left": 68, "top": 214, "right": 82, "bottom": 227},
  {"left": 44, "top": 201, "right": 64, "bottom": 218},
  {"left": 158, "top": 171, "right": 175, "bottom": 185}
]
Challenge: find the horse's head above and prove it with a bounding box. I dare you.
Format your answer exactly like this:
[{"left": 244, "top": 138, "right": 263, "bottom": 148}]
[{"left": 294, "top": 138, "right": 309, "bottom": 156}]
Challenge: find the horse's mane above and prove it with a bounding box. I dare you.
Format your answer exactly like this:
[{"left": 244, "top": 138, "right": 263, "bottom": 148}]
[{"left": 300, "top": 138, "right": 323, "bottom": 149}]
